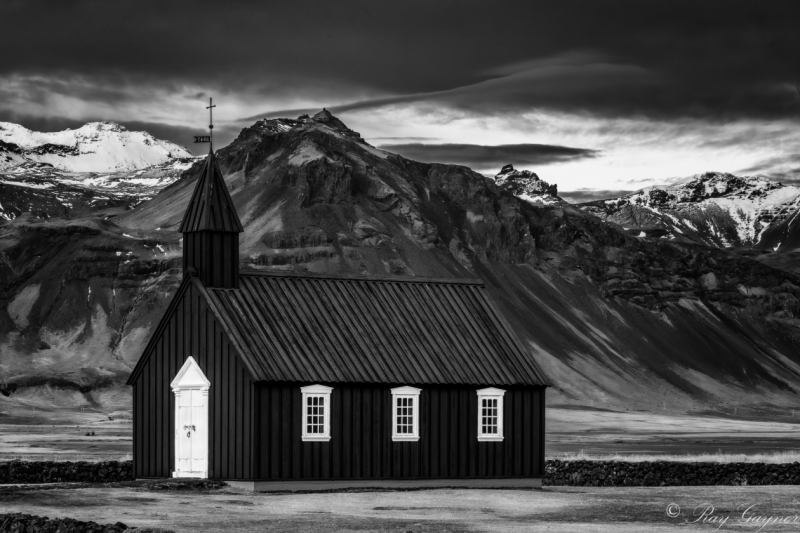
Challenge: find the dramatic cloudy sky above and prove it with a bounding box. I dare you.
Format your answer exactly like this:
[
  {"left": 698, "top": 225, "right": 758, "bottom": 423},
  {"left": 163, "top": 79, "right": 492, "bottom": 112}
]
[{"left": 2, "top": 0, "right": 799, "bottom": 201}]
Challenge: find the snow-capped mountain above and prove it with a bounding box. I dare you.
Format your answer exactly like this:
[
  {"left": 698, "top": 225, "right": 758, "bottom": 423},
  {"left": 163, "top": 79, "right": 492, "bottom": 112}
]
[
  {"left": 493, "top": 164, "right": 562, "bottom": 205},
  {"left": 579, "top": 172, "right": 800, "bottom": 250},
  {"left": 0, "top": 121, "right": 192, "bottom": 172}
]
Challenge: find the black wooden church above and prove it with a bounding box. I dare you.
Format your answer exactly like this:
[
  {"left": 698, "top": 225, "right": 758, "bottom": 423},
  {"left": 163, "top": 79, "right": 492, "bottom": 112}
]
[{"left": 127, "top": 148, "right": 550, "bottom": 489}]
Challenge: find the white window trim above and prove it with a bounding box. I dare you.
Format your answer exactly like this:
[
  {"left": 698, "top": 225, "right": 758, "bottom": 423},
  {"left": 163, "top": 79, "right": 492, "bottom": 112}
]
[
  {"left": 391, "top": 386, "right": 421, "bottom": 442},
  {"left": 301, "top": 384, "right": 332, "bottom": 442},
  {"left": 477, "top": 387, "right": 505, "bottom": 442}
]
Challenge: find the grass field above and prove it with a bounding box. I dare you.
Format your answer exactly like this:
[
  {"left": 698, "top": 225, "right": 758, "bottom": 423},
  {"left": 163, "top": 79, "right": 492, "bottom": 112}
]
[
  {"left": 547, "top": 408, "right": 800, "bottom": 457},
  {"left": 0, "top": 424, "right": 132, "bottom": 462},
  {"left": 2, "top": 407, "right": 800, "bottom": 462},
  {"left": 2, "top": 482, "right": 800, "bottom": 532}
]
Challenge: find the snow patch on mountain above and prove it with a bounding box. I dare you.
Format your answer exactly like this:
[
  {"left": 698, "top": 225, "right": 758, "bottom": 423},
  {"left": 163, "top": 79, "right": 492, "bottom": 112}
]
[
  {"left": 0, "top": 121, "right": 192, "bottom": 172},
  {"left": 493, "top": 164, "right": 562, "bottom": 205},
  {"left": 0, "top": 156, "right": 200, "bottom": 220},
  {"left": 580, "top": 172, "right": 800, "bottom": 249}
]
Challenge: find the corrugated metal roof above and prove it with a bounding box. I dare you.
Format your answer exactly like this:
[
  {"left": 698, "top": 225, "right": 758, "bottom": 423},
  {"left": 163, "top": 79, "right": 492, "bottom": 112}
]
[
  {"left": 195, "top": 271, "right": 550, "bottom": 386},
  {"left": 178, "top": 148, "right": 244, "bottom": 233}
]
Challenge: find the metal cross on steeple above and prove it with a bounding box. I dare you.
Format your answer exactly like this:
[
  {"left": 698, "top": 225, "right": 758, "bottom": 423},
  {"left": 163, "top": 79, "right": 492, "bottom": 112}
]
[
  {"left": 192, "top": 98, "right": 216, "bottom": 146},
  {"left": 207, "top": 97, "right": 216, "bottom": 148}
]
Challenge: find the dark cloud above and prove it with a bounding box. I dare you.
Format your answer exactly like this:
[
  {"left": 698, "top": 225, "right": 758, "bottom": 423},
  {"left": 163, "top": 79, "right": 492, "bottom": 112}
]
[
  {"left": 378, "top": 143, "right": 598, "bottom": 171},
  {"left": 560, "top": 189, "right": 635, "bottom": 204},
  {"left": 735, "top": 154, "right": 800, "bottom": 183},
  {"left": 369, "top": 136, "right": 439, "bottom": 142},
  {"left": 2, "top": 0, "right": 800, "bottom": 123},
  {"left": 773, "top": 173, "right": 800, "bottom": 187},
  {"left": 254, "top": 55, "right": 800, "bottom": 123}
]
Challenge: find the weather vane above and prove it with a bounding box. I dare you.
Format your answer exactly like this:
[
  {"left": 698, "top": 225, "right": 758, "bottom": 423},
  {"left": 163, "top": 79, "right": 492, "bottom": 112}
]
[{"left": 193, "top": 97, "right": 215, "bottom": 147}]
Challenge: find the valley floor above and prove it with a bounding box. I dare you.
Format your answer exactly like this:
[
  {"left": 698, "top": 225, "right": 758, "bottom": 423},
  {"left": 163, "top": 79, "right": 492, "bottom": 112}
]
[
  {"left": 547, "top": 408, "right": 800, "bottom": 457},
  {"left": 0, "top": 424, "right": 131, "bottom": 462},
  {"left": 2, "top": 483, "right": 800, "bottom": 532},
  {"left": 2, "top": 407, "right": 799, "bottom": 462}
]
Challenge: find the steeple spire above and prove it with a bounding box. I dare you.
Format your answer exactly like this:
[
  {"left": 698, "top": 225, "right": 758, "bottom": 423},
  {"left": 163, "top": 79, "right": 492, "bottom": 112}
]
[
  {"left": 206, "top": 97, "right": 216, "bottom": 150},
  {"left": 180, "top": 102, "right": 243, "bottom": 288},
  {"left": 179, "top": 148, "right": 243, "bottom": 233}
]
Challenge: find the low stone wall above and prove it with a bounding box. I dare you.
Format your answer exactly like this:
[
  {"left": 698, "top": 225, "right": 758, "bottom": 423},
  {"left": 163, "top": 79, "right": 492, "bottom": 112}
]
[
  {"left": 544, "top": 460, "right": 800, "bottom": 486},
  {"left": 3, "top": 459, "right": 800, "bottom": 486},
  {"left": 0, "top": 513, "right": 173, "bottom": 532},
  {"left": 0, "top": 460, "right": 133, "bottom": 484}
]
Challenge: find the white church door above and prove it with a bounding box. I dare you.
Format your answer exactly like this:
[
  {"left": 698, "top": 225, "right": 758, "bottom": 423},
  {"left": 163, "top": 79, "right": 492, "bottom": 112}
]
[{"left": 171, "top": 357, "right": 210, "bottom": 478}]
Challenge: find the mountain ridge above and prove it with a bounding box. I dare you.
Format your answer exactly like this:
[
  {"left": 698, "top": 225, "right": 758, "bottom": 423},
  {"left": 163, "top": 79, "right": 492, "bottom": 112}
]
[
  {"left": 0, "top": 120, "right": 199, "bottom": 221},
  {"left": 0, "top": 121, "right": 193, "bottom": 173},
  {"left": 577, "top": 171, "right": 800, "bottom": 250},
  {"left": 493, "top": 164, "right": 563, "bottom": 205}
]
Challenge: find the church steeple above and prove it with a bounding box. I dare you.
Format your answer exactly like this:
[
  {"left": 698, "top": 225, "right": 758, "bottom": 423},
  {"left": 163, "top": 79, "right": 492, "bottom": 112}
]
[
  {"left": 179, "top": 148, "right": 243, "bottom": 234},
  {"left": 180, "top": 147, "right": 243, "bottom": 288}
]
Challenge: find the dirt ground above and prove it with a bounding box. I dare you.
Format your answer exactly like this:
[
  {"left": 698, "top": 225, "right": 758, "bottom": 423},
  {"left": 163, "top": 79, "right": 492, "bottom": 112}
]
[{"left": 2, "top": 482, "right": 800, "bottom": 532}]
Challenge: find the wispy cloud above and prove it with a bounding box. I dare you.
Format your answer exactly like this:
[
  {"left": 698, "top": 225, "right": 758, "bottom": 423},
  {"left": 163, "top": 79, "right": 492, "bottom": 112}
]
[
  {"left": 560, "top": 189, "right": 635, "bottom": 204},
  {"left": 378, "top": 142, "right": 598, "bottom": 172}
]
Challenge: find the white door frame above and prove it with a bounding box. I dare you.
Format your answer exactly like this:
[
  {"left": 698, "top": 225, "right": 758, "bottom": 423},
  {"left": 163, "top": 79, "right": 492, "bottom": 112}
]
[{"left": 170, "top": 356, "right": 210, "bottom": 479}]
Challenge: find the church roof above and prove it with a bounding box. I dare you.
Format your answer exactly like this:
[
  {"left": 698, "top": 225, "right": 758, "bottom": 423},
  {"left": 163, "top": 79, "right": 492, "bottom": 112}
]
[
  {"left": 178, "top": 148, "right": 244, "bottom": 233},
  {"left": 193, "top": 271, "right": 550, "bottom": 387}
]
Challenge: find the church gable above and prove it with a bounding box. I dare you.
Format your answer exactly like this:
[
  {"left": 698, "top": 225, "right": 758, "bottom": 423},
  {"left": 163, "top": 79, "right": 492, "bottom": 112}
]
[
  {"left": 128, "top": 274, "right": 256, "bottom": 480},
  {"left": 126, "top": 276, "right": 258, "bottom": 386}
]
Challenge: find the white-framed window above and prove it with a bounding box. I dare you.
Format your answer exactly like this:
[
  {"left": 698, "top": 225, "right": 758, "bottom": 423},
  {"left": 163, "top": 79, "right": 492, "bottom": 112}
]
[
  {"left": 391, "top": 386, "right": 421, "bottom": 442},
  {"left": 301, "top": 384, "right": 332, "bottom": 442},
  {"left": 477, "top": 387, "right": 505, "bottom": 441}
]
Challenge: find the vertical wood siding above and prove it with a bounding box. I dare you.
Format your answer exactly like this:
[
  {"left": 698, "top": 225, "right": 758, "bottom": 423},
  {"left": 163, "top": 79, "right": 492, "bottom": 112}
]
[
  {"left": 132, "top": 283, "right": 253, "bottom": 479},
  {"left": 183, "top": 232, "right": 240, "bottom": 289},
  {"left": 257, "top": 384, "right": 544, "bottom": 480}
]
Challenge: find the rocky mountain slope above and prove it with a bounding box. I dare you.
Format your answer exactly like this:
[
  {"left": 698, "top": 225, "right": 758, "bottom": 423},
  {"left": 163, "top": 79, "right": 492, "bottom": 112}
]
[
  {"left": 493, "top": 164, "right": 563, "bottom": 205},
  {"left": 2, "top": 111, "right": 800, "bottom": 421},
  {"left": 0, "top": 158, "right": 198, "bottom": 220},
  {"left": 579, "top": 172, "right": 800, "bottom": 250},
  {"left": 0, "top": 121, "right": 192, "bottom": 172}
]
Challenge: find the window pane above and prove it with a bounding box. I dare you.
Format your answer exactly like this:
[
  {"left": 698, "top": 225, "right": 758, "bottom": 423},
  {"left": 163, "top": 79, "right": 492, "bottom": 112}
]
[
  {"left": 480, "top": 396, "right": 501, "bottom": 436},
  {"left": 305, "top": 395, "right": 327, "bottom": 435},
  {"left": 396, "top": 396, "right": 416, "bottom": 435}
]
